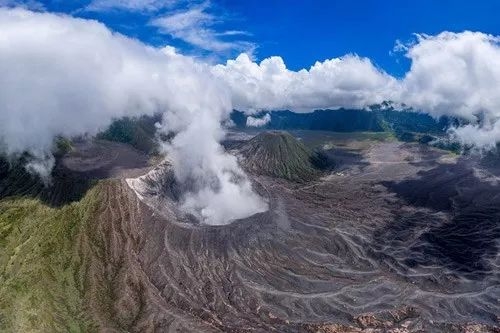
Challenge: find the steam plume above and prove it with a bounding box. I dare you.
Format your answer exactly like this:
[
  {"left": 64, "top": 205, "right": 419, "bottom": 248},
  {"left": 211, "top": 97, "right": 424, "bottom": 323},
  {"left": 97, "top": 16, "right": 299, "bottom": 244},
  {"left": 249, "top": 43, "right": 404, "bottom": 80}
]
[
  {"left": 0, "top": 8, "right": 266, "bottom": 224},
  {"left": 3, "top": 8, "right": 500, "bottom": 225}
]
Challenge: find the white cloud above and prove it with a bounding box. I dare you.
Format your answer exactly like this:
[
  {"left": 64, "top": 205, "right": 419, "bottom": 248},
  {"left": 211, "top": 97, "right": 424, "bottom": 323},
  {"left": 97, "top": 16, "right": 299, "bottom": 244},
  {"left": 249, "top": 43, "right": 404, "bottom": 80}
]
[
  {"left": 400, "top": 32, "right": 500, "bottom": 119},
  {"left": 0, "top": 8, "right": 266, "bottom": 224},
  {"left": 246, "top": 113, "right": 271, "bottom": 127},
  {"left": 398, "top": 31, "right": 500, "bottom": 148},
  {"left": 451, "top": 123, "right": 500, "bottom": 149},
  {"left": 0, "top": 8, "right": 173, "bottom": 156},
  {"left": 86, "top": 0, "right": 255, "bottom": 57},
  {"left": 151, "top": 2, "right": 254, "bottom": 55},
  {"left": 212, "top": 53, "right": 399, "bottom": 112},
  {"left": 213, "top": 31, "right": 500, "bottom": 148},
  {"left": 86, "top": 0, "right": 178, "bottom": 12},
  {"left": 2, "top": 6, "right": 500, "bottom": 223}
]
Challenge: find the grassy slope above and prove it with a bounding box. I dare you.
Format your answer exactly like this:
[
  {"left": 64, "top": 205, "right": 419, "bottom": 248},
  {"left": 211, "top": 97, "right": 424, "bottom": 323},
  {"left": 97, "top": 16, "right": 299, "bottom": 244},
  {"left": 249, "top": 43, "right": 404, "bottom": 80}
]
[
  {"left": 241, "top": 131, "right": 329, "bottom": 181},
  {"left": 0, "top": 184, "right": 103, "bottom": 332},
  {"left": 97, "top": 115, "right": 161, "bottom": 154}
]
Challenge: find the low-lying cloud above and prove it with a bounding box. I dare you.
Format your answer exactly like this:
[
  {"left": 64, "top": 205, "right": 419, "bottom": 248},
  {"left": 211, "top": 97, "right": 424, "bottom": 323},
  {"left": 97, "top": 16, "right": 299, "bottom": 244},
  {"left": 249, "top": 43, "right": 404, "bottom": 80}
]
[
  {"left": 0, "top": 8, "right": 266, "bottom": 224},
  {"left": 213, "top": 31, "right": 500, "bottom": 148},
  {"left": 2, "top": 7, "right": 500, "bottom": 225},
  {"left": 246, "top": 113, "right": 271, "bottom": 127},
  {"left": 400, "top": 32, "right": 500, "bottom": 148}
]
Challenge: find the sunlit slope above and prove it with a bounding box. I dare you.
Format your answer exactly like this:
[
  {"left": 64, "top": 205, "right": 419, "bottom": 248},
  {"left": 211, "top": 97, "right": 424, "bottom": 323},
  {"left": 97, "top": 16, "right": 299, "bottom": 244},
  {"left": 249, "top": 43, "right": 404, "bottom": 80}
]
[
  {"left": 0, "top": 133, "right": 206, "bottom": 332},
  {"left": 0, "top": 180, "right": 155, "bottom": 333},
  {"left": 239, "top": 131, "right": 329, "bottom": 181},
  {"left": 0, "top": 184, "right": 101, "bottom": 332}
]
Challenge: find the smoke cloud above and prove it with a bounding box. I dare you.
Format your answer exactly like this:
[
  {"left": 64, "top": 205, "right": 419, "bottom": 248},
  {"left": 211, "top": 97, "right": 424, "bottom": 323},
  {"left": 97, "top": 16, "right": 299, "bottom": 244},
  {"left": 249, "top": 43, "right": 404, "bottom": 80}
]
[{"left": 0, "top": 8, "right": 266, "bottom": 225}]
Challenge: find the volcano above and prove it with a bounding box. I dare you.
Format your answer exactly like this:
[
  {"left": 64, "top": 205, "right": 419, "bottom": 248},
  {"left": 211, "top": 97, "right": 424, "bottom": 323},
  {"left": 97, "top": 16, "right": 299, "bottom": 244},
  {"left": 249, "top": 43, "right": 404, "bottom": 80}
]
[
  {"left": 1, "top": 130, "right": 499, "bottom": 333},
  {"left": 239, "top": 131, "right": 330, "bottom": 181}
]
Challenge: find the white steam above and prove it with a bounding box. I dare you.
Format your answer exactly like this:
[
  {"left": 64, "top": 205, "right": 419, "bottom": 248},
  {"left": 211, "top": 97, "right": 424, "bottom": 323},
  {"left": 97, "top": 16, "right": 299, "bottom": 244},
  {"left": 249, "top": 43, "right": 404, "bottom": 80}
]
[
  {"left": 159, "top": 101, "right": 267, "bottom": 224},
  {"left": 25, "top": 154, "right": 55, "bottom": 185},
  {"left": 246, "top": 113, "right": 271, "bottom": 127},
  {"left": 0, "top": 8, "right": 266, "bottom": 225},
  {"left": 2, "top": 8, "right": 500, "bottom": 225}
]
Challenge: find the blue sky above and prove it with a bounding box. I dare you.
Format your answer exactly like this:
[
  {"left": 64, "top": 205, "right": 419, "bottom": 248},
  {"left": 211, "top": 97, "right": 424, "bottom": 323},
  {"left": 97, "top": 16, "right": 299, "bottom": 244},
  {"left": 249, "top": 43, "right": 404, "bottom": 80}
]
[
  {"left": 4, "top": 0, "right": 500, "bottom": 76},
  {"left": 2, "top": 0, "right": 500, "bottom": 160}
]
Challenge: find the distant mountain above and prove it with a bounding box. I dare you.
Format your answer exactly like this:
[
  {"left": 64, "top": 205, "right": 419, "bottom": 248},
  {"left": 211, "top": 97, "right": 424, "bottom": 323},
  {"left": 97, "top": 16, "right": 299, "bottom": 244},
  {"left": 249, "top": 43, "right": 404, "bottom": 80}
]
[
  {"left": 232, "top": 109, "right": 384, "bottom": 132},
  {"left": 230, "top": 107, "right": 456, "bottom": 135},
  {"left": 230, "top": 107, "right": 464, "bottom": 152},
  {"left": 239, "top": 131, "right": 330, "bottom": 182}
]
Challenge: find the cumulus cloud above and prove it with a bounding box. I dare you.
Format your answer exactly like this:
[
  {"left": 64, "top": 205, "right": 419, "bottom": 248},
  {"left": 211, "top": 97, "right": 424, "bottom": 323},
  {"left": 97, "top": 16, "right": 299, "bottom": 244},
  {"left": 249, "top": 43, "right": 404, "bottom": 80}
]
[
  {"left": 400, "top": 32, "right": 500, "bottom": 120},
  {"left": 246, "top": 113, "right": 271, "bottom": 127},
  {"left": 214, "top": 32, "right": 500, "bottom": 148},
  {"left": 396, "top": 31, "right": 500, "bottom": 148},
  {"left": 0, "top": 8, "right": 266, "bottom": 224},
  {"left": 0, "top": 8, "right": 169, "bottom": 157},
  {"left": 212, "top": 53, "right": 399, "bottom": 112},
  {"left": 151, "top": 2, "right": 255, "bottom": 55}
]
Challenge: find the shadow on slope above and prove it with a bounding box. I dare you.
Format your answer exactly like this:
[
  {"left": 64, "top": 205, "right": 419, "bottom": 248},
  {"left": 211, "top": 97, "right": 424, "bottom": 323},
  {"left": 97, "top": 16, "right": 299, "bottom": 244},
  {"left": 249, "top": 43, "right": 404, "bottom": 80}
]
[
  {"left": 380, "top": 162, "right": 500, "bottom": 277},
  {"left": 0, "top": 156, "right": 93, "bottom": 208},
  {"left": 0, "top": 140, "right": 150, "bottom": 207}
]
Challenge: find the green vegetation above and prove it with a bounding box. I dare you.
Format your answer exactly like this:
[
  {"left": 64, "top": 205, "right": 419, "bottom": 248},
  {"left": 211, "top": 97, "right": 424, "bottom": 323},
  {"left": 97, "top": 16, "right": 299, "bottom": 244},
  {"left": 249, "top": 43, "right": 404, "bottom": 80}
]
[
  {"left": 231, "top": 108, "right": 464, "bottom": 153},
  {"left": 241, "top": 131, "right": 331, "bottom": 181},
  {"left": 53, "top": 137, "right": 73, "bottom": 157},
  {"left": 0, "top": 184, "right": 102, "bottom": 332},
  {"left": 97, "top": 114, "right": 161, "bottom": 154},
  {"left": 297, "top": 130, "right": 395, "bottom": 149}
]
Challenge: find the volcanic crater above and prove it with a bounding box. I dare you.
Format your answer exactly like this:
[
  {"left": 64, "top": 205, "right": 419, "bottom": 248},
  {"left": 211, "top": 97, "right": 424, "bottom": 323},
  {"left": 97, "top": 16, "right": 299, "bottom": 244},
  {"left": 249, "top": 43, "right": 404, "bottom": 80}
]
[{"left": 1, "top": 131, "right": 499, "bottom": 333}]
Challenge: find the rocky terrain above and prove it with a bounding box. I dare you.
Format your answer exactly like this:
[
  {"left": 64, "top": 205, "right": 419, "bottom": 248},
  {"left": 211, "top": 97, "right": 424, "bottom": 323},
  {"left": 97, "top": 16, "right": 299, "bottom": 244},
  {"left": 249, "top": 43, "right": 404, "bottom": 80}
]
[{"left": 0, "top": 131, "right": 499, "bottom": 332}]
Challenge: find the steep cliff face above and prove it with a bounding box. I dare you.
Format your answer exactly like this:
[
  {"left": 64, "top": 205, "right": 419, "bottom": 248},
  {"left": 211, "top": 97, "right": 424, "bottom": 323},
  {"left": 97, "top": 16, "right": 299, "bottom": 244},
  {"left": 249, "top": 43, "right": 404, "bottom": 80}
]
[{"left": 239, "top": 131, "right": 328, "bottom": 182}]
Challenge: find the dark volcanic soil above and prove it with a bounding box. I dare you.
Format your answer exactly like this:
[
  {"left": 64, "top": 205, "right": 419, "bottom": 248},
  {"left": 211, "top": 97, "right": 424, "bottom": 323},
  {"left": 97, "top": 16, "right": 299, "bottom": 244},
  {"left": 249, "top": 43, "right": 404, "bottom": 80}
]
[
  {"left": 111, "top": 133, "right": 499, "bottom": 333},
  {"left": 62, "top": 139, "right": 151, "bottom": 179},
  {"left": 4, "top": 133, "right": 498, "bottom": 332},
  {"left": 0, "top": 139, "right": 152, "bottom": 207}
]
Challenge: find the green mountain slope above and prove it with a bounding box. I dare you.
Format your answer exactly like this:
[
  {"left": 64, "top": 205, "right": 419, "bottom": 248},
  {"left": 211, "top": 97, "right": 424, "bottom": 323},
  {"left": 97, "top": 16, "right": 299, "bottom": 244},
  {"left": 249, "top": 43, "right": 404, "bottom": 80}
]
[
  {"left": 239, "top": 131, "right": 329, "bottom": 182},
  {"left": 0, "top": 184, "right": 101, "bottom": 332}
]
